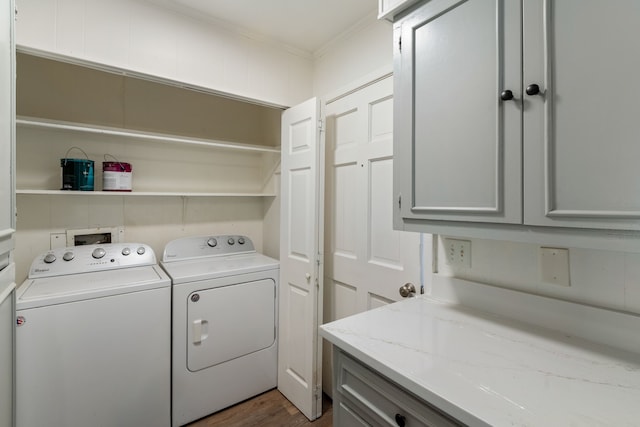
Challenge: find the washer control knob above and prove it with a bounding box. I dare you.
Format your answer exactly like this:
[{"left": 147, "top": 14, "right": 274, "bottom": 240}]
[
  {"left": 92, "top": 248, "right": 106, "bottom": 259},
  {"left": 122, "top": 247, "right": 131, "bottom": 256},
  {"left": 227, "top": 238, "right": 235, "bottom": 245},
  {"left": 44, "top": 253, "right": 56, "bottom": 264},
  {"left": 62, "top": 251, "right": 75, "bottom": 262},
  {"left": 136, "top": 246, "right": 146, "bottom": 255},
  {"left": 238, "top": 237, "right": 245, "bottom": 245},
  {"left": 207, "top": 238, "right": 218, "bottom": 248}
]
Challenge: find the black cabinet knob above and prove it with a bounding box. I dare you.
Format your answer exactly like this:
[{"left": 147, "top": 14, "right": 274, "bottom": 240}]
[
  {"left": 526, "top": 83, "right": 541, "bottom": 96},
  {"left": 395, "top": 413, "right": 407, "bottom": 427},
  {"left": 500, "top": 89, "right": 514, "bottom": 101}
]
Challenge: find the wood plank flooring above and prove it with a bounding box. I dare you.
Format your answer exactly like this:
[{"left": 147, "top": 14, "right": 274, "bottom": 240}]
[{"left": 186, "top": 389, "right": 333, "bottom": 427}]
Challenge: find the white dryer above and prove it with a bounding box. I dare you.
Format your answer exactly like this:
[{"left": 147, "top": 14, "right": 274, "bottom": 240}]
[
  {"left": 161, "top": 235, "right": 279, "bottom": 427},
  {"left": 15, "top": 243, "right": 171, "bottom": 427}
]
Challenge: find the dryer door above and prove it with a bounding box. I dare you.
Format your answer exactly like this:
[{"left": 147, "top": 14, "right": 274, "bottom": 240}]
[{"left": 187, "top": 279, "right": 276, "bottom": 372}]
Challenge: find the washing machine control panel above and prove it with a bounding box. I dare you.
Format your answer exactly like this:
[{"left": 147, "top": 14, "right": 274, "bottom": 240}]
[
  {"left": 29, "top": 243, "right": 157, "bottom": 278},
  {"left": 162, "top": 235, "right": 255, "bottom": 262}
]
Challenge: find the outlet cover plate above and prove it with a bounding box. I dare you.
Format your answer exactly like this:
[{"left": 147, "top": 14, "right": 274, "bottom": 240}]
[
  {"left": 444, "top": 238, "right": 471, "bottom": 268},
  {"left": 540, "top": 247, "right": 570, "bottom": 287}
]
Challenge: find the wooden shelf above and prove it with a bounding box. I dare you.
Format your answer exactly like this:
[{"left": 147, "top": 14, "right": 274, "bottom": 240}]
[
  {"left": 16, "top": 190, "right": 276, "bottom": 197},
  {"left": 16, "top": 116, "right": 281, "bottom": 154}
]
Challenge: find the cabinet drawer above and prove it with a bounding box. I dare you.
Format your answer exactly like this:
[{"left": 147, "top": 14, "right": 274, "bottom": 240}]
[
  {"left": 336, "top": 400, "right": 372, "bottom": 427},
  {"left": 335, "top": 350, "right": 462, "bottom": 427}
]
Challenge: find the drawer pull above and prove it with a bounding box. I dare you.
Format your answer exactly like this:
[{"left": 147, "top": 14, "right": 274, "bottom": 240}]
[{"left": 395, "top": 413, "right": 407, "bottom": 427}]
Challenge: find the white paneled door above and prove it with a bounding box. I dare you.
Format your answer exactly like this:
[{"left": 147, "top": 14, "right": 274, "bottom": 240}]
[
  {"left": 1, "top": 0, "right": 14, "bottom": 257},
  {"left": 323, "top": 75, "right": 422, "bottom": 392},
  {"left": 278, "top": 97, "right": 324, "bottom": 421},
  {"left": 0, "top": 1, "right": 14, "bottom": 427}
]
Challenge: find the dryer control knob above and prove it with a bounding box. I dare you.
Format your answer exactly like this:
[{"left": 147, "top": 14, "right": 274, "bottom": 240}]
[
  {"left": 207, "top": 238, "right": 218, "bottom": 248},
  {"left": 44, "top": 253, "right": 56, "bottom": 264},
  {"left": 62, "top": 251, "right": 75, "bottom": 262},
  {"left": 227, "top": 238, "right": 235, "bottom": 245},
  {"left": 92, "top": 248, "right": 106, "bottom": 259},
  {"left": 122, "top": 247, "right": 131, "bottom": 256},
  {"left": 136, "top": 246, "right": 146, "bottom": 255},
  {"left": 238, "top": 237, "right": 245, "bottom": 245}
]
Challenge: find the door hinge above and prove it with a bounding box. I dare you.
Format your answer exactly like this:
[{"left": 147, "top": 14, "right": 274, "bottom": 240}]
[
  {"left": 318, "top": 119, "right": 324, "bottom": 132},
  {"left": 398, "top": 194, "right": 402, "bottom": 209},
  {"left": 315, "top": 258, "right": 320, "bottom": 288},
  {"left": 398, "top": 35, "right": 402, "bottom": 52}
]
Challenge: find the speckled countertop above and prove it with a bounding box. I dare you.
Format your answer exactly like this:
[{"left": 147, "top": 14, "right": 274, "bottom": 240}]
[{"left": 320, "top": 294, "right": 640, "bottom": 426}]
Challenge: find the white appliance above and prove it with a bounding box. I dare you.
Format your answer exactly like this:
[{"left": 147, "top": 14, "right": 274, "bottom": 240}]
[
  {"left": 0, "top": 264, "right": 15, "bottom": 427},
  {"left": 15, "top": 243, "right": 171, "bottom": 427},
  {"left": 161, "top": 235, "right": 279, "bottom": 427}
]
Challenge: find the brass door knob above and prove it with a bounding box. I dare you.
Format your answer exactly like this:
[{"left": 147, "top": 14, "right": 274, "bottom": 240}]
[{"left": 399, "top": 283, "right": 416, "bottom": 298}]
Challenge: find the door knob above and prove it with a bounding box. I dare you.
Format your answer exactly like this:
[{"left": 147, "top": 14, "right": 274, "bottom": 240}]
[
  {"left": 526, "top": 83, "right": 541, "bottom": 96},
  {"left": 500, "top": 89, "right": 514, "bottom": 101},
  {"left": 399, "top": 283, "right": 416, "bottom": 298}
]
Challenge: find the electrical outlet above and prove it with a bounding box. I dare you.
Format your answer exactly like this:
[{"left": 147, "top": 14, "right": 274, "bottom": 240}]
[
  {"left": 444, "top": 238, "right": 471, "bottom": 268},
  {"left": 50, "top": 233, "right": 66, "bottom": 249}
]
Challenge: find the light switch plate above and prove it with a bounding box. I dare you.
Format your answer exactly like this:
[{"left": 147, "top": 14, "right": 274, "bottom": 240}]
[{"left": 539, "top": 247, "right": 570, "bottom": 287}]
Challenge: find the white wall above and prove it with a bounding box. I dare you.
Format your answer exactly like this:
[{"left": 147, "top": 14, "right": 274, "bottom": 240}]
[
  {"left": 312, "top": 12, "right": 393, "bottom": 98},
  {"left": 14, "top": 194, "right": 266, "bottom": 283},
  {"left": 436, "top": 237, "right": 640, "bottom": 315},
  {"left": 15, "top": 0, "right": 313, "bottom": 107}
]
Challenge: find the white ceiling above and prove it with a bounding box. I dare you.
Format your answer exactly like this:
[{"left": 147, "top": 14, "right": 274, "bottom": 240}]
[{"left": 146, "top": 0, "right": 378, "bottom": 54}]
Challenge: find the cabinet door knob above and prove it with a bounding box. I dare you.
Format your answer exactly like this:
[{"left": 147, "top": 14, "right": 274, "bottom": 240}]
[
  {"left": 395, "top": 413, "right": 407, "bottom": 427},
  {"left": 526, "top": 83, "right": 541, "bottom": 96},
  {"left": 500, "top": 89, "right": 514, "bottom": 101}
]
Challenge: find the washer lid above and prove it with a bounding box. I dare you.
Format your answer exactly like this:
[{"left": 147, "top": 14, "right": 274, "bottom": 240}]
[
  {"left": 160, "top": 253, "right": 279, "bottom": 284},
  {"left": 16, "top": 265, "right": 170, "bottom": 310}
]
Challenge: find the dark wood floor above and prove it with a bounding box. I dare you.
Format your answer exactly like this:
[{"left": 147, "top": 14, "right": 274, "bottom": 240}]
[{"left": 186, "top": 389, "right": 333, "bottom": 427}]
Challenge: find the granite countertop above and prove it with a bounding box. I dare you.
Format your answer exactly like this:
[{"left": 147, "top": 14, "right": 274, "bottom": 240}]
[{"left": 320, "top": 294, "right": 640, "bottom": 426}]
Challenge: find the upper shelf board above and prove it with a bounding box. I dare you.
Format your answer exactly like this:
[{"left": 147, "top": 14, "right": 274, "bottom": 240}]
[{"left": 16, "top": 116, "right": 281, "bottom": 154}]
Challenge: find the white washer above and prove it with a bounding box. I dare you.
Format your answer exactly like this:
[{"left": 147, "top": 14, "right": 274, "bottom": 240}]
[
  {"left": 161, "top": 235, "right": 279, "bottom": 427},
  {"left": 15, "top": 243, "right": 171, "bottom": 427}
]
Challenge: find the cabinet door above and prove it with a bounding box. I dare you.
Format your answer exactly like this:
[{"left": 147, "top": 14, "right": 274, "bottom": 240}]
[
  {"left": 394, "top": 0, "right": 522, "bottom": 228},
  {"left": 524, "top": 0, "right": 640, "bottom": 230}
]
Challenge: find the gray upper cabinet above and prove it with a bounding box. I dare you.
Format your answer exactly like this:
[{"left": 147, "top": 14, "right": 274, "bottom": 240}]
[
  {"left": 523, "top": 0, "right": 640, "bottom": 230},
  {"left": 394, "top": 0, "right": 640, "bottom": 233},
  {"left": 394, "top": 0, "right": 522, "bottom": 226}
]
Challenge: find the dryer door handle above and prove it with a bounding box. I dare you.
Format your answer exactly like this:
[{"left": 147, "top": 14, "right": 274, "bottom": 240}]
[{"left": 192, "top": 319, "right": 209, "bottom": 345}]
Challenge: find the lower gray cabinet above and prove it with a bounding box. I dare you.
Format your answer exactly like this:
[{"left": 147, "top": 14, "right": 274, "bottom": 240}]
[{"left": 332, "top": 349, "right": 462, "bottom": 427}]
